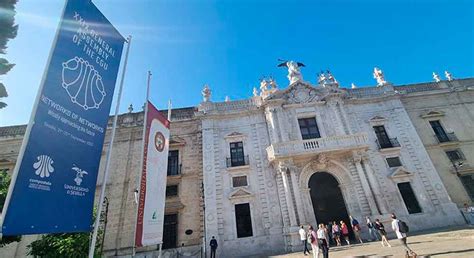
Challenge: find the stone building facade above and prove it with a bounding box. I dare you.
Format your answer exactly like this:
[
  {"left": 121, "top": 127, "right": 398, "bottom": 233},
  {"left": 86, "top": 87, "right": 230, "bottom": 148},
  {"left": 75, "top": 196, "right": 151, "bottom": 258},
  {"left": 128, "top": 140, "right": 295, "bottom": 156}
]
[
  {"left": 0, "top": 108, "right": 205, "bottom": 258},
  {"left": 0, "top": 67, "right": 472, "bottom": 258}
]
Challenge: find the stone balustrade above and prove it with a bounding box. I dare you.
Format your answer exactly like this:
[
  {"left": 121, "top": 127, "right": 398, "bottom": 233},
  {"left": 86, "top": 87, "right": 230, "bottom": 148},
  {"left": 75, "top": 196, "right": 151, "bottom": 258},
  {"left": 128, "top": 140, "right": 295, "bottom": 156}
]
[{"left": 266, "top": 133, "right": 369, "bottom": 161}]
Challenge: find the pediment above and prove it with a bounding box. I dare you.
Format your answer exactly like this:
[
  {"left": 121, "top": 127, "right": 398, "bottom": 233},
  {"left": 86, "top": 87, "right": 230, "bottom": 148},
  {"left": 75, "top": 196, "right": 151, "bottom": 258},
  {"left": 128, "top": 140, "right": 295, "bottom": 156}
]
[
  {"left": 389, "top": 167, "right": 414, "bottom": 179},
  {"left": 267, "top": 81, "right": 322, "bottom": 104},
  {"left": 224, "top": 131, "right": 247, "bottom": 141},
  {"left": 170, "top": 136, "right": 186, "bottom": 146},
  {"left": 421, "top": 110, "right": 444, "bottom": 118},
  {"left": 369, "top": 116, "right": 388, "bottom": 123},
  {"left": 229, "top": 188, "right": 253, "bottom": 199}
]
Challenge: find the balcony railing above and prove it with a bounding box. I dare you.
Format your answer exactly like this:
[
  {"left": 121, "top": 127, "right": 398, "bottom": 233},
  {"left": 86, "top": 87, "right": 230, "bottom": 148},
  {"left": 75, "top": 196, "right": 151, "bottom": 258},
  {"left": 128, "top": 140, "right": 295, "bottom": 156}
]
[
  {"left": 376, "top": 137, "right": 400, "bottom": 149},
  {"left": 167, "top": 164, "right": 182, "bottom": 176},
  {"left": 226, "top": 155, "right": 250, "bottom": 168},
  {"left": 266, "top": 133, "right": 369, "bottom": 161},
  {"left": 435, "top": 132, "right": 458, "bottom": 144}
]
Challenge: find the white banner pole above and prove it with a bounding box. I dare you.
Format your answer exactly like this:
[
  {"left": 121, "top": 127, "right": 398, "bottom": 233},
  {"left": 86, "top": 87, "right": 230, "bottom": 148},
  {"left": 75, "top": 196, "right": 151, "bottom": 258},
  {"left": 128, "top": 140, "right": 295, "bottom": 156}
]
[
  {"left": 132, "top": 70, "right": 152, "bottom": 256},
  {"left": 88, "top": 35, "right": 132, "bottom": 258},
  {"left": 0, "top": 0, "right": 69, "bottom": 238}
]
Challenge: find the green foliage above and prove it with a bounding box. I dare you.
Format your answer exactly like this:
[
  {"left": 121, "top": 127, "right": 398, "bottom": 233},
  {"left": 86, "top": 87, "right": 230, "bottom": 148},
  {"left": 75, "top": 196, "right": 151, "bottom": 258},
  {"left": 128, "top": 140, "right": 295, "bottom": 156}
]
[
  {"left": 0, "top": 0, "right": 19, "bottom": 54},
  {"left": 0, "top": 0, "right": 19, "bottom": 109},
  {"left": 0, "top": 169, "right": 21, "bottom": 247},
  {"left": 27, "top": 233, "right": 93, "bottom": 258},
  {"left": 27, "top": 210, "right": 104, "bottom": 258}
]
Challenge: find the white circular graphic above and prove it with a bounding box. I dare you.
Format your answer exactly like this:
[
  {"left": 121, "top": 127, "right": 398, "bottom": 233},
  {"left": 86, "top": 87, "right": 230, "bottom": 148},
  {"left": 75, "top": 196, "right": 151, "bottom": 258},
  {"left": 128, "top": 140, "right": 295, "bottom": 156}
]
[
  {"left": 62, "top": 56, "right": 106, "bottom": 110},
  {"left": 33, "top": 155, "right": 54, "bottom": 178}
]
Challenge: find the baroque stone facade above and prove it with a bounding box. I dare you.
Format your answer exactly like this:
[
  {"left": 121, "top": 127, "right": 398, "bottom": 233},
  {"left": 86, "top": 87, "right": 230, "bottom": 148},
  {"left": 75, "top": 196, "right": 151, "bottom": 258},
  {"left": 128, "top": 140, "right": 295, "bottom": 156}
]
[{"left": 1, "top": 74, "right": 473, "bottom": 258}]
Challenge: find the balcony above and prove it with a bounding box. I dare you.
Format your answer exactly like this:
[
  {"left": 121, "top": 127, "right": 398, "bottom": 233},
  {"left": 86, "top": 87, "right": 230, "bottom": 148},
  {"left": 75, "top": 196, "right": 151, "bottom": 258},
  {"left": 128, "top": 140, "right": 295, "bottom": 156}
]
[
  {"left": 266, "top": 133, "right": 369, "bottom": 161},
  {"left": 226, "top": 155, "right": 250, "bottom": 168},
  {"left": 434, "top": 132, "right": 458, "bottom": 144},
  {"left": 376, "top": 137, "right": 401, "bottom": 150}
]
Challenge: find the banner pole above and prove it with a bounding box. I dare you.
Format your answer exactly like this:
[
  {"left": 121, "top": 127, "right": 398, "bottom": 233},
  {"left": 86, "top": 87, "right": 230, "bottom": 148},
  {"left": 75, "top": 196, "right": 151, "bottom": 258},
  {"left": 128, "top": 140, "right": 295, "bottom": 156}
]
[
  {"left": 88, "top": 35, "right": 132, "bottom": 258},
  {"left": 0, "top": 0, "right": 69, "bottom": 238},
  {"left": 132, "top": 70, "right": 152, "bottom": 256}
]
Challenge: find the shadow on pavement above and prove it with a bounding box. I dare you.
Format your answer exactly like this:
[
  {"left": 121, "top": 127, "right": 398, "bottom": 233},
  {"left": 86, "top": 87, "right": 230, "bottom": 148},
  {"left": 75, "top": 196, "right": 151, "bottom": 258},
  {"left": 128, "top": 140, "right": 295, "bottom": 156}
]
[{"left": 427, "top": 248, "right": 474, "bottom": 256}]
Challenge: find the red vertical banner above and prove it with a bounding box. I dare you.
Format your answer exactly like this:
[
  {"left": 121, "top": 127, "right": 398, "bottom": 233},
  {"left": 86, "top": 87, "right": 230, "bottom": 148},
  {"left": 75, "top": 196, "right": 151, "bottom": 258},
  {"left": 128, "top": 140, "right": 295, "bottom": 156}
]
[{"left": 135, "top": 101, "right": 170, "bottom": 247}]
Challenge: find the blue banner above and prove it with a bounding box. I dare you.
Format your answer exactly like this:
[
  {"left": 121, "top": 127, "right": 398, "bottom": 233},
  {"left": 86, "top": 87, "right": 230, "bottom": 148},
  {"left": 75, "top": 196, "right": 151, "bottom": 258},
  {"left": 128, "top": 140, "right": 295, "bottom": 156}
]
[{"left": 1, "top": 0, "right": 124, "bottom": 235}]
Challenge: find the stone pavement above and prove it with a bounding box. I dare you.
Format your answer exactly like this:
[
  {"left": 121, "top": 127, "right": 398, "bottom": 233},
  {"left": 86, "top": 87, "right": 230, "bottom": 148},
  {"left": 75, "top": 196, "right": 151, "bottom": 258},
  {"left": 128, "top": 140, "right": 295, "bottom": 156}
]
[{"left": 270, "top": 227, "right": 474, "bottom": 258}]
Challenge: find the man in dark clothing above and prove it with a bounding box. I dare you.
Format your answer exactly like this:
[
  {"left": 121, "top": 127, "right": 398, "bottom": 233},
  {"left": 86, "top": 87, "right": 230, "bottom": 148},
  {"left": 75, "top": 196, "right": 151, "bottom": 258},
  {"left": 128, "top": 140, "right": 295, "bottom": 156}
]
[{"left": 210, "top": 236, "right": 218, "bottom": 258}]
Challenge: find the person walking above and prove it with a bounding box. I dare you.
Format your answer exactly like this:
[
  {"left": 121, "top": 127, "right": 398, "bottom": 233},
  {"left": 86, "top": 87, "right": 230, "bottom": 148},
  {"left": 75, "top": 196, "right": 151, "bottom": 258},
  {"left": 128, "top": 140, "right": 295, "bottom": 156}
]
[
  {"left": 326, "top": 223, "right": 333, "bottom": 246},
  {"left": 299, "top": 225, "right": 310, "bottom": 255},
  {"left": 391, "top": 214, "right": 417, "bottom": 257},
  {"left": 210, "top": 236, "right": 218, "bottom": 258},
  {"left": 340, "top": 221, "right": 350, "bottom": 245},
  {"left": 366, "top": 216, "right": 380, "bottom": 241},
  {"left": 350, "top": 215, "right": 363, "bottom": 244},
  {"left": 331, "top": 221, "right": 342, "bottom": 246},
  {"left": 317, "top": 223, "right": 330, "bottom": 258},
  {"left": 308, "top": 225, "right": 319, "bottom": 258},
  {"left": 374, "top": 219, "right": 391, "bottom": 247}
]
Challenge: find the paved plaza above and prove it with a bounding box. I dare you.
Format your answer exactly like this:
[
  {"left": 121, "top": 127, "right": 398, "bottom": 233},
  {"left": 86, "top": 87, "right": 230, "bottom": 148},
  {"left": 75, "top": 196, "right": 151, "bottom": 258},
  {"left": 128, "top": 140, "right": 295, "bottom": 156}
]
[{"left": 269, "top": 227, "right": 474, "bottom": 258}]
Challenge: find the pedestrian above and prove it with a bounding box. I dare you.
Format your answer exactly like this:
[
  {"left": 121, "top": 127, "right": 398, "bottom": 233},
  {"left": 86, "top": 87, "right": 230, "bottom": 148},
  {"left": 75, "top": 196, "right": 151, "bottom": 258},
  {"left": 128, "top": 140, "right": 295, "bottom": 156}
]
[
  {"left": 391, "top": 213, "right": 417, "bottom": 257},
  {"left": 317, "top": 223, "right": 330, "bottom": 258},
  {"left": 210, "top": 236, "right": 218, "bottom": 258},
  {"left": 326, "top": 223, "right": 333, "bottom": 246},
  {"left": 350, "top": 215, "right": 363, "bottom": 244},
  {"left": 374, "top": 218, "right": 391, "bottom": 247},
  {"left": 340, "top": 220, "right": 350, "bottom": 245},
  {"left": 308, "top": 225, "right": 319, "bottom": 258},
  {"left": 462, "top": 203, "right": 474, "bottom": 225},
  {"left": 299, "top": 225, "right": 310, "bottom": 255},
  {"left": 366, "top": 216, "right": 380, "bottom": 241},
  {"left": 331, "top": 221, "right": 342, "bottom": 246}
]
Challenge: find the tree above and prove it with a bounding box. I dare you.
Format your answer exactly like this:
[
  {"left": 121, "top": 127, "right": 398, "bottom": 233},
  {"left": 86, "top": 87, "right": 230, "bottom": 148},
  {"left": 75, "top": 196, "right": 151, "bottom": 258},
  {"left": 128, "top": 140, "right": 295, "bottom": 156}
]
[
  {"left": 0, "top": 169, "right": 21, "bottom": 247},
  {"left": 0, "top": 0, "right": 19, "bottom": 109},
  {"left": 27, "top": 210, "right": 104, "bottom": 258}
]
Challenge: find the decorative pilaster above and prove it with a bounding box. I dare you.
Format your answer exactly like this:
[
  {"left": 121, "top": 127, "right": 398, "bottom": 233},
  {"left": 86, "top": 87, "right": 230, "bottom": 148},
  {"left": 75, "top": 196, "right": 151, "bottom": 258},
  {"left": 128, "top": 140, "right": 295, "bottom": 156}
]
[
  {"left": 352, "top": 151, "right": 379, "bottom": 215},
  {"left": 277, "top": 160, "right": 298, "bottom": 227},
  {"left": 361, "top": 155, "right": 388, "bottom": 214}
]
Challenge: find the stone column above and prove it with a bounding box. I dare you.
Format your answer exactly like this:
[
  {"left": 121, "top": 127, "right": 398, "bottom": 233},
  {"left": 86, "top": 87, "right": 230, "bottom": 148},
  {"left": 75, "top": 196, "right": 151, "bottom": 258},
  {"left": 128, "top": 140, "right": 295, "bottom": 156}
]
[
  {"left": 289, "top": 167, "right": 306, "bottom": 224},
  {"left": 328, "top": 100, "right": 346, "bottom": 135},
  {"left": 278, "top": 161, "right": 298, "bottom": 227},
  {"left": 362, "top": 156, "right": 388, "bottom": 214},
  {"left": 301, "top": 187, "right": 317, "bottom": 226},
  {"left": 352, "top": 152, "right": 379, "bottom": 215}
]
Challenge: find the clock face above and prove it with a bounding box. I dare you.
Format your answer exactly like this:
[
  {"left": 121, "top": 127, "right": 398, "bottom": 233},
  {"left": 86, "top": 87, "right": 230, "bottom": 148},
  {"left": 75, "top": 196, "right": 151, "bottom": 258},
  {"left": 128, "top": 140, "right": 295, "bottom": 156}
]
[{"left": 154, "top": 132, "right": 165, "bottom": 152}]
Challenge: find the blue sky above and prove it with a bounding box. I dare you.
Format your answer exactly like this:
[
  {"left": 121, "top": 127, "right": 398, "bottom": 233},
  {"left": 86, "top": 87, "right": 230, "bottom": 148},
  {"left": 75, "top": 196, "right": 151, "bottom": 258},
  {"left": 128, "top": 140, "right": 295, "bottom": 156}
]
[{"left": 1, "top": 0, "right": 473, "bottom": 126}]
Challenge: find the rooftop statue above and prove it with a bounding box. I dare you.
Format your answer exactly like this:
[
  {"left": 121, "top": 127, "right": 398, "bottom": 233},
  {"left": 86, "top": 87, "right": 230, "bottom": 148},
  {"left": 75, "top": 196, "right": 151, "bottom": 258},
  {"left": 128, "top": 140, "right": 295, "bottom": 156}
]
[
  {"left": 433, "top": 72, "right": 441, "bottom": 82},
  {"left": 373, "top": 67, "right": 388, "bottom": 86},
  {"left": 278, "top": 60, "right": 305, "bottom": 84},
  {"left": 202, "top": 84, "right": 211, "bottom": 102},
  {"left": 445, "top": 70, "right": 453, "bottom": 81}
]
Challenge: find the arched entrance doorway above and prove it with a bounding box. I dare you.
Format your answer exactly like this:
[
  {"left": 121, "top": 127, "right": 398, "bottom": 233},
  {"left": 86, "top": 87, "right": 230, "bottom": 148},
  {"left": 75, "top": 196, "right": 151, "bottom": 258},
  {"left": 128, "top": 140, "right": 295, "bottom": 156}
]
[{"left": 309, "top": 172, "right": 350, "bottom": 227}]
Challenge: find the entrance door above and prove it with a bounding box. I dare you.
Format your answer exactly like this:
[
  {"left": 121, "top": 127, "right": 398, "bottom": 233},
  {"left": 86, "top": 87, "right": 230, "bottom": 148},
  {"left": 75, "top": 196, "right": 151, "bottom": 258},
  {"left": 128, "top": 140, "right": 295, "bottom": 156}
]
[{"left": 309, "top": 172, "right": 350, "bottom": 228}]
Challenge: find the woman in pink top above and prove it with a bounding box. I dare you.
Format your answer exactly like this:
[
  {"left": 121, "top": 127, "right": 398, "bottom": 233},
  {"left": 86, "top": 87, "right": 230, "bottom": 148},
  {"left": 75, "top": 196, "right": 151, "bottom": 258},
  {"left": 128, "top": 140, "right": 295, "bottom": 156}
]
[
  {"left": 340, "top": 221, "right": 350, "bottom": 245},
  {"left": 308, "top": 225, "right": 319, "bottom": 258}
]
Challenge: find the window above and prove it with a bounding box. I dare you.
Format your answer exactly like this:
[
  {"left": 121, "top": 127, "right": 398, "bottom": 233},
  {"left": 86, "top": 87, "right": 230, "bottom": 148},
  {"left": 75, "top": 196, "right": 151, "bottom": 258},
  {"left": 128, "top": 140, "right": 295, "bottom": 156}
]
[
  {"left": 430, "top": 120, "right": 449, "bottom": 143},
  {"left": 298, "top": 117, "right": 321, "bottom": 140},
  {"left": 459, "top": 174, "right": 474, "bottom": 201},
  {"left": 445, "top": 150, "right": 463, "bottom": 162},
  {"left": 162, "top": 214, "right": 178, "bottom": 249},
  {"left": 167, "top": 150, "right": 180, "bottom": 176},
  {"left": 235, "top": 203, "right": 253, "bottom": 238},
  {"left": 397, "top": 182, "right": 422, "bottom": 214},
  {"left": 229, "top": 142, "right": 246, "bottom": 167},
  {"left": 373, "top": 125, "right": 394, "bottom": 149},
  {"left": 232, "top": 176, "right": 248, "bottom": 187},
  {"left": 386, "top": 157, "right": 402, "bottom": 168},
  {"left": 166, "top": 185, "right": 178, "bottom": 197}
]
